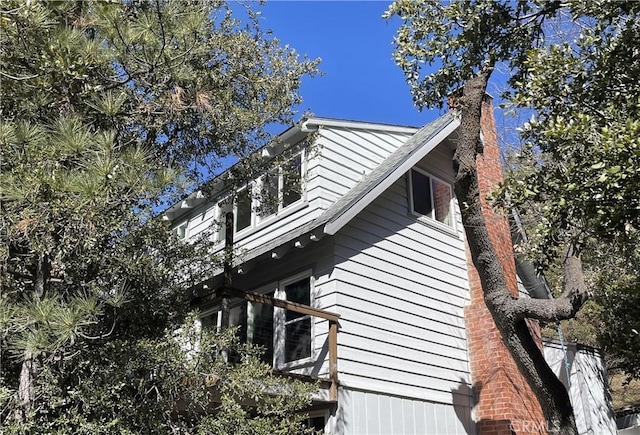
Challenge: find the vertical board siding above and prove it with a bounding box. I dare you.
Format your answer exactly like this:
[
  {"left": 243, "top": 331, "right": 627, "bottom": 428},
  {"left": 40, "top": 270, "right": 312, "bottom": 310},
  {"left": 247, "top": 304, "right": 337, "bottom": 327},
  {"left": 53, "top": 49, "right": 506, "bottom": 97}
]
[{"left": 338, "top": 388, "right": 475, "bottom": 435}]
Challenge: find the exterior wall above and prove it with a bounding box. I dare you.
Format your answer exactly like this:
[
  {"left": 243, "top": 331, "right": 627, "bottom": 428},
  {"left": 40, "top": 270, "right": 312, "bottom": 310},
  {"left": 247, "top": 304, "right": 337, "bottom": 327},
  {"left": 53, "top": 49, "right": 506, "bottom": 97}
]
[
  {"left": 336, "top": 387, "right": 475, "bottom": 435},
  {"left": 543, "top": 340, "right": 617, "bottom": 435},
  {"left": 174, "top": 141, "right": 325, "bottom": 254},
  {"left": 174, "top": 125, "right": 414, "bottom": 258},
  {"left": 463, "top": 97, "right": 546, "bottom": 434},
  {"left": 315, "top": 126, "right": 414, "bottom": 209},
  {"left": 218, "top": 236, "right": 338, "bottom": 379},
  {"left": 330, "top": 139, "right": 475, "bottom": 431}
]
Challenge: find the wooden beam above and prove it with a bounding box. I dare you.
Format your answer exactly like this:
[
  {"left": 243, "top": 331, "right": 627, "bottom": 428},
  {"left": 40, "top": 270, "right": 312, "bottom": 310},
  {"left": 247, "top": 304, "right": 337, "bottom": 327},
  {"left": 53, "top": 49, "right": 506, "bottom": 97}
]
[
  {"left": 236, "top": 260, "right": 255, "bottom": 275},
  {"left": 224, "top": 287, "right": 340, "bottom": 322},
  {"left": 271, "top": 244, "right": 291, "bottom": 260},
  {"left": 329, "top": 320, "right": 339, "bottom": 402},
  {"left": 309, "top": 228, "right": 324, "bottom": 242}
]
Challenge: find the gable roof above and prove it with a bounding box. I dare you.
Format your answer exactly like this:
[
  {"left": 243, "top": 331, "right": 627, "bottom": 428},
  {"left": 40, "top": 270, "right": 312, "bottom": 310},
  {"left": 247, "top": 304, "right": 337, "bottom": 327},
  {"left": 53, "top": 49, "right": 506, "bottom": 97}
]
[{"left": 237, "top": 112, "right": 460, "bottom": 266}]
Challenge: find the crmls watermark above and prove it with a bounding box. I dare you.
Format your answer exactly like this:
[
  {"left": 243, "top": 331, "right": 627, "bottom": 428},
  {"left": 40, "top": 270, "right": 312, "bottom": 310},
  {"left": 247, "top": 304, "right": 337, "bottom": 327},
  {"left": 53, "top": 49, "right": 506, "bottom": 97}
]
[{"left": 510, "top": 420, "right": 558, "bottom": 433}]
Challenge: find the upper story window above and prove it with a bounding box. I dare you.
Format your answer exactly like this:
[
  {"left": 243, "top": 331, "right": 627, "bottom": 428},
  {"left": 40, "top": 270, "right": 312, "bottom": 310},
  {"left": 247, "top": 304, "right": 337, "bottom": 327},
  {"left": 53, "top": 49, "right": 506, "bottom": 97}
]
[
  {"left": 175, "top": 222, "right": 188, "bottom": 240},
  {"left": 257, "top": 153, "right": 303, "bottom": 221},
  {"left": 409, "top": 168, "right": 454, "bottom": 228},
  {"left": 218, "top": 150, "right": 305, "bottom": 239}
]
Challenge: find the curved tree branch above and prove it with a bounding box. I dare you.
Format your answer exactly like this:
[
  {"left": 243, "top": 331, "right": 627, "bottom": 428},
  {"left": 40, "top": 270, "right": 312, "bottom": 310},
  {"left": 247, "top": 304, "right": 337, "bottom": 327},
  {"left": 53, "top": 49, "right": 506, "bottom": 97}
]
[{"left": 511, "top": 250, "right": 589, "bottom": 322}]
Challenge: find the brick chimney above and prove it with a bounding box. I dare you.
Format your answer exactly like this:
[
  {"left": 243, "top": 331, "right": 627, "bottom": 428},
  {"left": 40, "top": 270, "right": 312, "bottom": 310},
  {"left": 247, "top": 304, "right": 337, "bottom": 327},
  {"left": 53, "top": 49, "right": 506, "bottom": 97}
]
[{"left": 462, "top": 96, "right": 546, "bottom": 435}]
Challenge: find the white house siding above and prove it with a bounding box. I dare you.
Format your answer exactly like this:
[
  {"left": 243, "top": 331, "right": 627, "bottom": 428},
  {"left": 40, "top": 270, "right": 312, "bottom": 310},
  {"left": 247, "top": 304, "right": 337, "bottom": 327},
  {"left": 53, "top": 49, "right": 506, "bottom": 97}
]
[
  {"left": 330, "top": 147, "right": 473, "bottom": 432},
  {"left": 315, "top": 127, "right": 414, "bottom": 208},
  {"left": 336, "top": 388, "right": 475, "bottom": 435},
  {"left": 175, "top": 126, "right": 413, "bottom": 257},
  {"left": 176, "top": 140, "right": 326, "bottom": 254}
]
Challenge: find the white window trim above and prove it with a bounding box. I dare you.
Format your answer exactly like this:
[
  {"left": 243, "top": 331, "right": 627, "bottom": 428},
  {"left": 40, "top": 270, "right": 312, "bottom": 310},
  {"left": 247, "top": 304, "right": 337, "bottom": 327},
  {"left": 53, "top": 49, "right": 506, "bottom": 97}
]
[
  {"left": 274, "top": 270, "right": 315, "bottom": 369},
  {"left": 175, "top": 222, "right": 188, "bottom": 240},
  {"left": 233, "top": 184, "right": 254, "bottom": 235},
  {"left": 198, "top": 270, "right": 315, "bottom": 370},
  {"left": 305, "top": 409, "right": 330, "bottom": 434},
  {"left": 408, "top": 167, "right": 457, "bottom": 233},
  {"left": 214, "top": 148, "right": 306, "bottom": 242}
]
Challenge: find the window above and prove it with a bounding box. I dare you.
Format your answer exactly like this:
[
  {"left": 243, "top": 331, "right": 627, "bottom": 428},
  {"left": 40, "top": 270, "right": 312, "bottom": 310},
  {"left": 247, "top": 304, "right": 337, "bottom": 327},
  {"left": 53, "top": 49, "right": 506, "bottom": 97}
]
[
  {"left": 282, "top": 153, "right": 302, "bottom": 208},
  {"left": 175, "top": 223, "right": 188, "bottom": 239},
  {"left": 199, "top": 273, "right": 313, "bottom": 368},
  {"left": 409, "top": 168, "right": 454, "bottom": 227},
  {"left": 234, "top": 188, "right": 252, "bottom": 233},
  {"left": 303, "top": 412, "right": 328, "bottom": 433},
  {"left": 215, "top": 150, "right": 305, "bottom": 239},
  {"left": 258, "top": 152, "right": 303, "bottom": 220},
  {"left": 278, "top": 276, "right": 312, "bottom": 364}
]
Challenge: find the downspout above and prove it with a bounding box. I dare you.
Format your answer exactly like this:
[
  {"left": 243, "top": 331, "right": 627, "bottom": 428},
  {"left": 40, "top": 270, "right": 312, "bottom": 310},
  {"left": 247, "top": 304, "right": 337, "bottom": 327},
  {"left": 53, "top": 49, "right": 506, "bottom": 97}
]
[{"left": 510, "top": 210, "right": 572, "bottom": 389}]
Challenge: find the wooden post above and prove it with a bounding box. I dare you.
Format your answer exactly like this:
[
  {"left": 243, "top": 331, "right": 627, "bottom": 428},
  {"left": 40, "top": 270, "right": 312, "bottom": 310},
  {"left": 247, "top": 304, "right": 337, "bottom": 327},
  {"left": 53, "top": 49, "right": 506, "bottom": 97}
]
[
  {"left": 329, "top": 320, "right": 338, "bottom": 402},
  {"left": 220, "top": 212, "right": 233, "bottom": 362},
  {"left": 221, "top": 211, "right": 233, "bottom": 329}
]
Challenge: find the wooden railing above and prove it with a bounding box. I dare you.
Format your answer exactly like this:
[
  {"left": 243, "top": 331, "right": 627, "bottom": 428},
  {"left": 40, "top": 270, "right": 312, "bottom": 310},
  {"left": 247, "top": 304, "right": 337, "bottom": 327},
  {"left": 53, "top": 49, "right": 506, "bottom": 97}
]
[{"left": 195, "top": 286, "right": 340, "bottom": 402}]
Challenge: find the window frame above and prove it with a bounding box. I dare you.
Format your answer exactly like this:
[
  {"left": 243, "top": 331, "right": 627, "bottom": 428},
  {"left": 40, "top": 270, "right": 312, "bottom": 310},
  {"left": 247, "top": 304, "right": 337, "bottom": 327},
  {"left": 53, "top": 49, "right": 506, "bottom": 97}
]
[
  {"left": 408, "top": 167, "right": 456, "bottom": 231},
  {"left": 256, "top": 149, "right": 305, "bottom": 223},
  {"left": 214, "top": 148, "right": 306, "bottom": 242},
  {"left": 174, "top": 222, "right": 188, "bottom": 240},
  {"left": 274, "top": 270, "right": 314, "bottom": 369},
  {"left": 197, "top": 270, "right": 315, "bottom": 370},
  {"left": 304, "top": 409, "right": 330, "bottom": 433}
]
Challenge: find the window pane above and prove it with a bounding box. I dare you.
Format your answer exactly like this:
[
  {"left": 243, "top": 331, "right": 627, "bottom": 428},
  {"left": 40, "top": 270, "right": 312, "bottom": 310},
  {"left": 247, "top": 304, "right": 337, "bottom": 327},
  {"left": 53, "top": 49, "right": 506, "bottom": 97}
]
[
  {"left": 305, "top": 416, "right": 325, "bottom": 432},
  {"left": 285, "top": 317, "right": 311, "bottom": 362},
  {"left": 285, "top": 277, "right": 310, "bottom": 321},
  {"left": 229, "top": 303, "right": 247, "bottom": 342},
  {"left": 258, "top": 172, "right": 279, "bottom": 218},
  {"left": 217, "top": 204, "right": 231, "bottom": 243},
  {"left": 200, "top": 311, "right": 219, "bottom": 329},
  {"left": 282, "top": 154, "right": 302, "bottom": 207},
  {"left": 432, "top": 179, "right": 453, "bottom": 226},
  {"left": 235, "top": 190, "right": 252, "bottom": 232},
  {"left": 249, "top": 301, "right": 274, "bottom": 364},
  {"left": 411, "top": 170, "right": 433, "bottom": 216}
]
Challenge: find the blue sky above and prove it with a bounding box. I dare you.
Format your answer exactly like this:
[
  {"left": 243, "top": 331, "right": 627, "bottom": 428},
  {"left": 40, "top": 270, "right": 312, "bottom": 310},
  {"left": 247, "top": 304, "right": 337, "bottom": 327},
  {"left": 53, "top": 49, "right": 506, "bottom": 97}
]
[{"left": 254, "top": 1, "right": 443, "bottom": 128}]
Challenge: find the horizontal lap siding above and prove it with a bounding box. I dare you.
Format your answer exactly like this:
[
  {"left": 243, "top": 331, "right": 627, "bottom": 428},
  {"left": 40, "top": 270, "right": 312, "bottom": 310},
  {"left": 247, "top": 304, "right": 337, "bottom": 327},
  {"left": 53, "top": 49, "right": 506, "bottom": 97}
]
[
  {"left": 333, "top": 165, "right": 472, "bottom": 406},
  {"left": 179, "top": 141, "right": 325, "bottom": 247},
  {"left": 230, "top": 240, "right": 337, "bottom": 379},
  {"left": 317, "top": 128, "right": 412, "bottom": 205}
]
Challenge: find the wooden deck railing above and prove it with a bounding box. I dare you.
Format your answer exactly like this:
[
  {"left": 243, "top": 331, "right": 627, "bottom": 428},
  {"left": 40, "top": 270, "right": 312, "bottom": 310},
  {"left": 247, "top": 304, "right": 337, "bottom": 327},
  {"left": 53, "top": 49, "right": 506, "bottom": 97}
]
[{"left": 195, "top": 286, "right": 340, "bottom": 402}]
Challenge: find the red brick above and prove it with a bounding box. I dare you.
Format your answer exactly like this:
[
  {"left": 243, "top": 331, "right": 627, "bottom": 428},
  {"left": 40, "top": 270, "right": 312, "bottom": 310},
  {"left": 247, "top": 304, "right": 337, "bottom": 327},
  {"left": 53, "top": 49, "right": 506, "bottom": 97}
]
[{"left": 463, "top": 97, "right": 546, "bottom": 435}]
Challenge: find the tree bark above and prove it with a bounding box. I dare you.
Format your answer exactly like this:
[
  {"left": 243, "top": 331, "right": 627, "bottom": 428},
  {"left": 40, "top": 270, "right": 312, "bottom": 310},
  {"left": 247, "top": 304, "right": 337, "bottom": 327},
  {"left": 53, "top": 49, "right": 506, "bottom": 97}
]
[
  {"left": 15, "top": 253, "right": 49, "bottom": 420},
  {"left": 453, "top": 67, "right": 583, "bottom": 434}
]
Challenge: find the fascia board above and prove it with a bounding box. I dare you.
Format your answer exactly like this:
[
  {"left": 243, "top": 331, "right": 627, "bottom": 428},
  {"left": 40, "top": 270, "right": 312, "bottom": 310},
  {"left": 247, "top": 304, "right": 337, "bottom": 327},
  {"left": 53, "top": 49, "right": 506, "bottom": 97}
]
[
  {"left": 304, "top": 117, "right": 419, "bottom": 134},
  {"left": 323, "top": 117, "right": 461, "bottom": 236}
]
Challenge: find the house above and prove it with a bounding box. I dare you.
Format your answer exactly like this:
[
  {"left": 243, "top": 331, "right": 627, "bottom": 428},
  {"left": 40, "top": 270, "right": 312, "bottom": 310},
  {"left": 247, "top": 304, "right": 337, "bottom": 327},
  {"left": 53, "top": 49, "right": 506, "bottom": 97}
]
[{"left": 165, "top": 98, "right": 612, "bottom": 434}]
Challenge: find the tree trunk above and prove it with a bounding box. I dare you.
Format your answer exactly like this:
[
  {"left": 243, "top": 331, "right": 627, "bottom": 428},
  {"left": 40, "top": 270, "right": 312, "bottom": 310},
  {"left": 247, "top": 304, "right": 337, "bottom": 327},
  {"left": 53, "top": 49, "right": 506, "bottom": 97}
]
[
  {"left": 15, "top": 253, "right": 49, "bottom": 420},
  {"left": 453, "top": 67, "right": 578, "bottom": 434}
]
